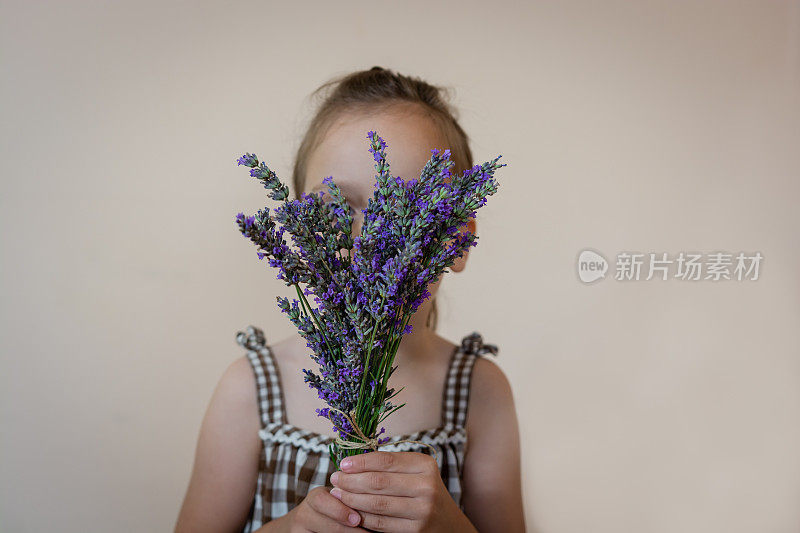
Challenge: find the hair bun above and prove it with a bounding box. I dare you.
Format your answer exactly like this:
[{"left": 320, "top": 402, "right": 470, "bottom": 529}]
[{"left": 370, "top": 66, "right": 385, "bottom": 72}]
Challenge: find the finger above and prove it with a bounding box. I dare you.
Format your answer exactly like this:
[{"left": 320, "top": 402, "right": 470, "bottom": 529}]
[
  {"left": 309, "top": 513, "right": 370, "bottom": 533},
  {"left": 330, "top": 487, "right": 416, "bottom": 519},
  {"left": 340, "top": 451, "right": 431, "bottom": 474},
  {"left": 306, "top": 488, "right": 363, "bottom": 528},
  {"left": 358, "top": 510, "right": 417, "bottom": 533},
  {"left": 331, "top": 471, "right": 425, "bottom": 497}
]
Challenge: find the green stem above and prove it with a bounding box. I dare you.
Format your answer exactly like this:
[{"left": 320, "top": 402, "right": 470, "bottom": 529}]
[
  {"left": 356, "top": 294, "right": 386, "bottom": 405},
  {"left": 294, "top": 284, "right": 339, "bottom": 363},
  {"left": 375, "top": 310, "right": 412, "bottom": 401},
  {"left": 353, "top": 298, "right": 388, "bottom": 449}
]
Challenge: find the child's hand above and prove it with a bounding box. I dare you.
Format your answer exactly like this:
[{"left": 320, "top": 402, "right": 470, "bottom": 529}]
[
  {"left": 278, "top": 486, "right": 367, "bottom": 532},
  {"left": 329, "top": 451, "right": 476, "bottom": 533}
]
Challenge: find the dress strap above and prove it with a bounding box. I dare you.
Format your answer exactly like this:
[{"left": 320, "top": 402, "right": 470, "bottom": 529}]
[
  {"left": 441, "top": 331, "right": 498, "bottom": 428},
  {"left": 236, "top": 325, "right": 287, "bottom": 426}
]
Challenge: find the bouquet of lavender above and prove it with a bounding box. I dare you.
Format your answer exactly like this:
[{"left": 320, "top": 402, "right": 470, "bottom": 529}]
[{"left": 235, "top": 131, "right": 504, "bottom": 467}]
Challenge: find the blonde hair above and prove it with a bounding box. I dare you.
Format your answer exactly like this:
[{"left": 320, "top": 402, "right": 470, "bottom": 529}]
[{"left": 291, "top": 66, "right": 475, "bottom": 332}]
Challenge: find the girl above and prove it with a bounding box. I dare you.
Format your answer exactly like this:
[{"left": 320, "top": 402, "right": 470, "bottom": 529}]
[{"left": 176, "top": 66, "right": 525, "bottom": 533}]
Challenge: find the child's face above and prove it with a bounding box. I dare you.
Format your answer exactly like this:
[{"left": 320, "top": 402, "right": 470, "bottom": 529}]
[
  {"left": 304, "top": 105, "right": 445, "bottom": 235},
  {"left": 303, "top": 104, "right": 476, "bottom": 296}
]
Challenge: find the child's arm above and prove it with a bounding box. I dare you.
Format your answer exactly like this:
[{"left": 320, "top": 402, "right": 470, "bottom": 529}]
[
  {"left": 174, "top": 356, "right": 262, "bottom": 533},
  {"left": 461, "top": 357, "right": 526, "bottom": 532},
  {"left": 174, "top": 356, "right": 365, "bottom": 533}
]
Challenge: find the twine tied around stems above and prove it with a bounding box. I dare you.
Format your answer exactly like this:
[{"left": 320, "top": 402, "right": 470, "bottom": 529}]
[{"left": 327, "top": 407, "right": 439, "bottom": 463}]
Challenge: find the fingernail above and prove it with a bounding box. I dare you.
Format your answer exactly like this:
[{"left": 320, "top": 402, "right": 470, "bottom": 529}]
[
  {"left": 341, "top": 458, "right": 352, "bottom": 470},
  {"left": 330, "top": 487, "right": 342, "bottom": 500},
  {"left": 330, "top": 471, "right": 340, "bottom": 484},
  {"left": 348, "top": 512, "right": 360, "bottom": 525}
]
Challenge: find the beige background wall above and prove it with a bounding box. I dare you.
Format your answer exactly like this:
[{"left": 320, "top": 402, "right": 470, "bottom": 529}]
[{"left": 2, "top": 1, "right": 798, "bottom": 532}]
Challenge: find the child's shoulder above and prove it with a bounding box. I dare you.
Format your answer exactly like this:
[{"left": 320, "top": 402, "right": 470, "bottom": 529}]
[
  {"left": 469, "top": 355, "right": 512, "bottom": 404},
  {"left": 233, "top": 326, "right": 302, "bottom": 377},
  {"left": 465, "top": 350, "right": 516, "bottom": 433},
  {"left": 451, "top": 331, "right": 507, "bottom": 400},
  {"left": 218, "top": 355, "right": 261, "bottom": 417}
]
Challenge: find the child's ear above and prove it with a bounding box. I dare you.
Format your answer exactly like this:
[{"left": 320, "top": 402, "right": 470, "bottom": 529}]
[{"left": 450, "top": 218, "right": 477, "bottom": 273}]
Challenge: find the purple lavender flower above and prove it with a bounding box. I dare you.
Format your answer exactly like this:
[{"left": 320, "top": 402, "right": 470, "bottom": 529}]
[{"left": 234, "top": 131, "right": 505, "bottom": 466}]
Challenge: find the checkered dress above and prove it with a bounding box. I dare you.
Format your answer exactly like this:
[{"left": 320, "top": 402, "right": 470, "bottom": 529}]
[{"left": 234, "top": 325, "right": 498, "bottom": 531}]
